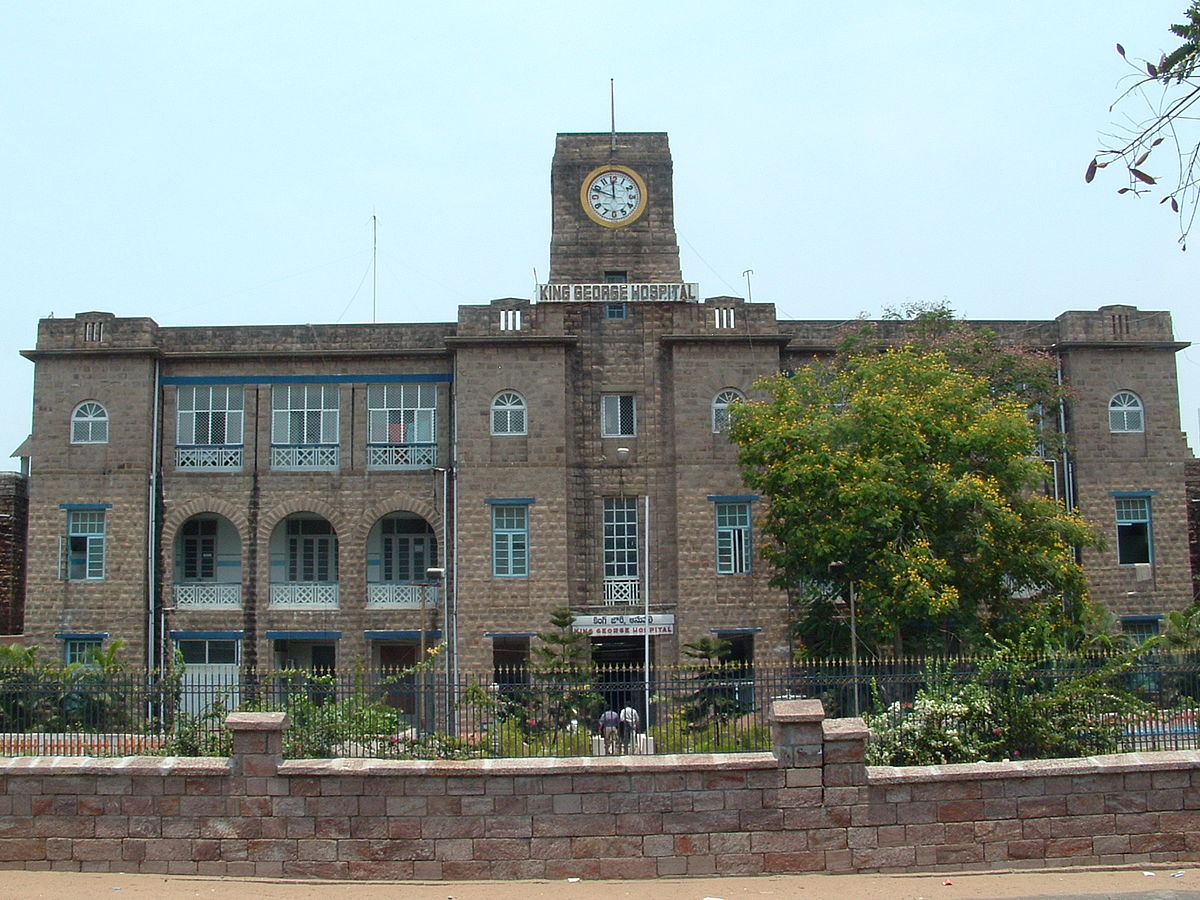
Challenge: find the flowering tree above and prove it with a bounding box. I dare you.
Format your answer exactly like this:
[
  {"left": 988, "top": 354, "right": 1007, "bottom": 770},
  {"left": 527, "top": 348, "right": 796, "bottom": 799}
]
[{"left": 728, "top": 347, "right": 1100, "bottom": 658}]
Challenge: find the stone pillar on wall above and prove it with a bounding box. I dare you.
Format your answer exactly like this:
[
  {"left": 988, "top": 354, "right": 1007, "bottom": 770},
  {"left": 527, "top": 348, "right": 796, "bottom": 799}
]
[
  {"left": 821, "top": 717, "right": 868, "bottom": 786},
  {"left": 769, "top": 699, "right": 868, "bottom": 788},
  {"left": 225, "top": 711, "right": 287, "bottom": 778},
  {"left": 769, "top": 699, "right": 825, "bottom": 767}
]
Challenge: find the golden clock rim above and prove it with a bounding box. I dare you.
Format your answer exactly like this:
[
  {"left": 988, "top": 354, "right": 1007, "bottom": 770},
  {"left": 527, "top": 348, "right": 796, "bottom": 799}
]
[{"left": 580, "top": 164, "right": 648, "bottom": 228}]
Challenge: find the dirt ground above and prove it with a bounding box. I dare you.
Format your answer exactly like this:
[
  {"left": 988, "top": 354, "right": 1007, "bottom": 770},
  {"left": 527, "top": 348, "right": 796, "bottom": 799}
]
[{"left": 1, "top": 866, "right": 1198, "bottom": 900}]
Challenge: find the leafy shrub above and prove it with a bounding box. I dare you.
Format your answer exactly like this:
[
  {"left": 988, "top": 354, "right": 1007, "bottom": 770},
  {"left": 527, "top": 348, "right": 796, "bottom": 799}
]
[{"left": 866, "top": 634, "right": 1150, "bottom": 766}]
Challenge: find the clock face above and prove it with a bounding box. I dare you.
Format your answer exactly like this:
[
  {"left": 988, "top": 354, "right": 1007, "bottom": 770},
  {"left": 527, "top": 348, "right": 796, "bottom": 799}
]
[{"left": 581, "top": 165, "right": 647, "bottom": 227}]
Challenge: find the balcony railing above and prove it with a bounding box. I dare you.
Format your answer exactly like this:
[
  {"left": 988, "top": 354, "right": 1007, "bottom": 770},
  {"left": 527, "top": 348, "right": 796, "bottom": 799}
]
[
  {"left": 271, "top": 444, "right": 339, "bottom": 470},
  {"left": 269, "top": 582, "right": 339, "bottom": 609},
  {"left": 603, "top": 577, "right": 641, "bottom": 605},
  {"left": 366, "top": 582, "right": 439, "bottom": 608},
  {"left": 173, "top": 582, "right": 242, "bottom": 609},
  {"left": 367, "top": 443, "right": 437, "bottom": 469},
  {"left": 175, "top": 445, "right": 244, "bottom": 471}
]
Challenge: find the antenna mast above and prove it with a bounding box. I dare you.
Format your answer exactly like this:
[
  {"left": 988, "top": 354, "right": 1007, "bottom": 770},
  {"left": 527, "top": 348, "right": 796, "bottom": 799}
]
[
  {"left": 372, "top": 214, "right": 378, "bottom": 323},
  {"left": 610, "top": 78, "right": 616, "bottom": 152}
]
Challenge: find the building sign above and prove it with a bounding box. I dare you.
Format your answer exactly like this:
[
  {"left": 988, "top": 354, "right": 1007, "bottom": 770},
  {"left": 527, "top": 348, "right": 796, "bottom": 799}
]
[
  {"left": 572, "top": 614, "right": 675, "bottom": 636},
  {"left": 537, "top": 283, "right": 699, "bottom": 303}
]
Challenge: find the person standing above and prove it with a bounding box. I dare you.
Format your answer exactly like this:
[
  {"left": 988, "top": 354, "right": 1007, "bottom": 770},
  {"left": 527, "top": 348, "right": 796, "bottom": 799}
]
[
  {"left": 599, "top": 708, "right": 620, "bottom": 755},
  {"left": 619, "top": 703, "right": 640, "bottom": 754}
]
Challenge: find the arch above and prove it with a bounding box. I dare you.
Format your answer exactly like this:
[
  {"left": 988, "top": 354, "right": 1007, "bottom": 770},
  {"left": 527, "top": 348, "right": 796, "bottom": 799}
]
[
  {"left": 711, "top": 388, "right": 744, "bottom": 433},
  {"left": 171, "top": 512, "right": 243, "bottom": 606},
  {"left": 257, "top": 498, "right": 348, "bottom": 546},
  {"left": 269, "top": 511, "right": 340, "bottom": 587},
  {"left": 161, "top": 497, "right": 249, "bottom": 548},
  {"left": 1109, "top": 391, "right": 1144, "bottom": 433},
  {"left": 368, "top": 512, "right": 440, "bottom": 580},
  {"left": 491, "top": 391, "right": 527, "bottom": 435},
  {"left": 362, "top": 494, "right": 441, "bottom": 537},
  {"left": 71, "top": 400, "right": 109, "bottom": 444}
]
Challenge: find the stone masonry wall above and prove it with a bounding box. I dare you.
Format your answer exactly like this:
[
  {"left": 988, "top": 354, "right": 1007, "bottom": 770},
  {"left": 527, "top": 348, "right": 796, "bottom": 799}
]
[
  {"left": 0, "top": 473, "right": 28, "bottom": 635},
  {"left": 1, "top": 702, "right": 1198, "bottom": 879}
]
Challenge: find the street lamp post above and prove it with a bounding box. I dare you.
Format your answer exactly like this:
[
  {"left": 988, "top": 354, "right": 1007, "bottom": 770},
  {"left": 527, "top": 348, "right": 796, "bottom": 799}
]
[
  {"left": 828, "top": 561, "right": 860, "bottom": 717},
  {"left": 421, "top": 566, "right": 444, "bottom": 734}
]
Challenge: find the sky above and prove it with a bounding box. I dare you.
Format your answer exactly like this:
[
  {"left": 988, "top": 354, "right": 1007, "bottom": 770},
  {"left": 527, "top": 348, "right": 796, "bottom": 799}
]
[{"left": 3, "top": 1, "right": 1198, "bottom": 470}]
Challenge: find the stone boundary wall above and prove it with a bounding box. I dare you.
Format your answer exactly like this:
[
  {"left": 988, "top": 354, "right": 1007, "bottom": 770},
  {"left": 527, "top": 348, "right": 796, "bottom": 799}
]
[{"left": 0, "top": 702, "right": 1198, "bottom": 880}]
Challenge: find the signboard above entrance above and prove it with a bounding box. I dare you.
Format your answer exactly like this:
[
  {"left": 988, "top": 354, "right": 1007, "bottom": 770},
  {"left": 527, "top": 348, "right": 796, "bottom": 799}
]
[
  {"left": 537, "top": 283, "right": 699, "bottom": 303},
  {"left": 572, "top": 614, "right": 675, "bottom": 636}
]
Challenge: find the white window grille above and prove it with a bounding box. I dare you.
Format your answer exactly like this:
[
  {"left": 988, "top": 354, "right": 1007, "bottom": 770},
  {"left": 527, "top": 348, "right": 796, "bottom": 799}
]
[
  {"left": 499, "top": 309, "right": 522, "bottom": 331},
  {"left": 491, "top": 392, "right": 527, "bottom": 435},
  {"left": 71, "top": 402, "right": 109, "bottom": 444},
  {"left": 603, "top": 497, "right": 638, "bottom": 586},
  {"left": 271, "top": 384, "right": 339, "bottom": 469},
  {"left": 712, "top": 389, "right": 743, "bottom": 433},
  {"left": 714, "top": 308, "right": 736, "bottom": 329},
  {"left": 176, "top": 385, "right": 244, "bottom": 469},
  {"left": 601, "top": 394, "right": 637, "bottom": 437},
  {"left": 1109, "top": 392, "right": 1144, "bottom": 433},
  {"left": 367, "top": 383, "right": 436, "bottom": 468},
  {"left": 82, "top": 321, "right": 104, "bottom": 342}
]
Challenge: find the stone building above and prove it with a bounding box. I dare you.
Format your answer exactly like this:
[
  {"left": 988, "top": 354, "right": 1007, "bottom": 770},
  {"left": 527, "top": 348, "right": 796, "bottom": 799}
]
[
  {"left": 14, "top": 132, "right": 1196, "bottom": 679},
  {"left": 0, "top": 472, "right": 28, "bottom": 636}
]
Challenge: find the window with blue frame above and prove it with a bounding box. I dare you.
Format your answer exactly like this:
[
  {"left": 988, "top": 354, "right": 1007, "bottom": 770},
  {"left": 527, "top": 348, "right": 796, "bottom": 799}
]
[
  {"left": 60, "top": 635, "right": 104, "bottom": 664},
  {"left": 715, "top": 502, "right": 752, "bottom": 574},
  {"left": 61, "top": 509, "right": 106, "bottom": 581},
  {"left": 492, "top": 504, "right": 529, "bottom": 577},
  {"left": 176, "top": 385, "right": 244, "bottom": 469},
  {"left": 1115, "top": 495, "right": 1152, "bottom": 565}
]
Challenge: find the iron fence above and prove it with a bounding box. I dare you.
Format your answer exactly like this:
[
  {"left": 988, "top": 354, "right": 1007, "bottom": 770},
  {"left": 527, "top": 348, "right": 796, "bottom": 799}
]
[{"left": 1, "top": 652, "right": 1198, "bottom": 760}]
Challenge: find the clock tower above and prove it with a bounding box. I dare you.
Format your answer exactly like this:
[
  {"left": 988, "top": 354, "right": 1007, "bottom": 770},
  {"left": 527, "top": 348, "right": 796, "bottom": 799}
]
[{"left": 548, "top": 132, "right": 683, "bottom": 284}]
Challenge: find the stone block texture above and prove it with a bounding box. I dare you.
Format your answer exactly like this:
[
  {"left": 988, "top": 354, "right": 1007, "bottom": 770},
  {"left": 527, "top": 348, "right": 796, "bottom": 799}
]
[
  {"left": 1, "top": 704, "right": 1198, "bottom": 880},
  {"left": 15, "top": 132, "right": 1195, "bottom": 674}
]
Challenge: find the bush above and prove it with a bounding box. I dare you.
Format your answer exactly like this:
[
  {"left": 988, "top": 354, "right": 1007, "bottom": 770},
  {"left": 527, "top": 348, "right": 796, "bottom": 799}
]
[{"left": 865, "top": 636, "right": 1150, "bottom": 766}]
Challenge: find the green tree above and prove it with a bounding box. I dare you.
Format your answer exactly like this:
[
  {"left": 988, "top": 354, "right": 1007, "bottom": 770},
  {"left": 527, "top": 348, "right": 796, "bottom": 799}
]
[
  {"left": 1161, "top": 604, "right": 1200, "bottom": 649},
  {"left": 1088, "top": 3, "right": 1200, "bottom": 248},
  {"left": 526, "top": 607, "right": 600, "bottom": 743},
  {"left": 728, "top": 347, "right": 1100, "bottom": 658},
  {"left": 677, "top": 636, "right": 744, "bottom": 745}
]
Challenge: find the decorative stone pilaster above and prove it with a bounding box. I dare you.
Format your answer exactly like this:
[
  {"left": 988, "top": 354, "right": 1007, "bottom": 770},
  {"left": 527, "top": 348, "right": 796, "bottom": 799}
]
[
  {"left": 225, "top": 711, "right": 288, "bottom": 778},
  {"left": 821, "top": 716, "right": 868, "bottom": 786},
  {"left": 769, "top": 699, "right": 826, "bottom": 768}
]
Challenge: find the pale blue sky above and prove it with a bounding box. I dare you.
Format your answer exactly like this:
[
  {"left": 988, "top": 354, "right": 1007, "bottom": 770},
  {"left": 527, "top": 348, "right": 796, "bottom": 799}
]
[{"left": 3, "top": 1, "right": 1197, "bottom": 468}]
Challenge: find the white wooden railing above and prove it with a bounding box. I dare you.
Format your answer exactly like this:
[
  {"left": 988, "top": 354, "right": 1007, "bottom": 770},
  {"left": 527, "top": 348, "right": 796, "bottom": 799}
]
[
  {"left": 271, "top": 445, "right": 339, "bottom": 470},
  {"left": 603, "top": 577, "right": 641, "bottom": 605},
  {"left": 366, "top": 583, "right": 439, "bottom": 608},
  {"left": 367, "top": 443, "right": 437, "bottom": 469},
  {"left": 175, "top": 445, "right": 244, "bottom": 471},
  {"left": 173, "top": 582, "right": 242, "bottom": 609},
  {"left": 269, "top": 582, "right": 339, "bottom": 609}
]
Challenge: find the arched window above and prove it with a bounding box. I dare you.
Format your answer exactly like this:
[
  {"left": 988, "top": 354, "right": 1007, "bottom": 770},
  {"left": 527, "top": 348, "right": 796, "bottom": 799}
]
[
  {"left": 491, "top": 392, "right": 527, "bottom": 435},
  {"left": 1109, "top": 392, "right": 1144, "bottom": 433},
  {"left": 711, "top": 389, "right": 743, "bottom": 433},
  {"left": 71, "top": 401, "right": 109, "bottom": 444}
]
